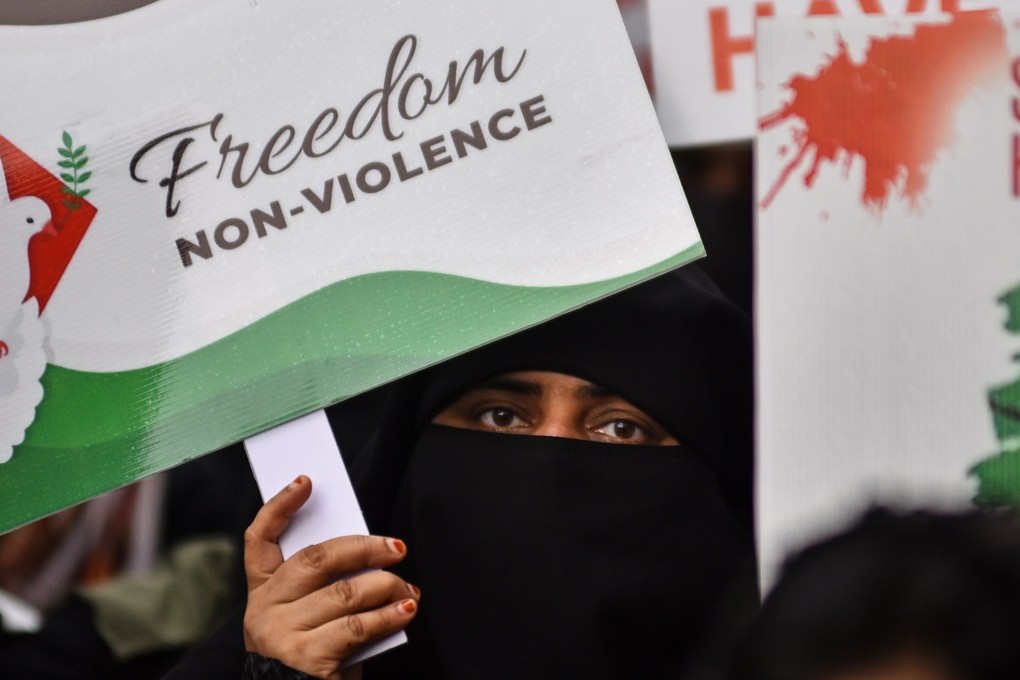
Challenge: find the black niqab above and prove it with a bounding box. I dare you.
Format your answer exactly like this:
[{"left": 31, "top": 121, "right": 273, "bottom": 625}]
[{"left": 347, "top": 267, "right": 756, "bottom": 679}]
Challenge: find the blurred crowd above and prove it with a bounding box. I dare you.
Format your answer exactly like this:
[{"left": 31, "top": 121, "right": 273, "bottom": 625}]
[{"left": 0, "top": 447, "right": 261, "bottom": 677}]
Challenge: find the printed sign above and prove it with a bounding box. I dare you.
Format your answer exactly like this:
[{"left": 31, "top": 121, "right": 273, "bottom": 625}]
[
  {"left": 648, "top": 0, "right": 998, "bottom": 147},
  {"left": 0, "top": 0, "right": 700, "bottom": 531},
  {"left": 755, "top": 11, "right": 1020, "bottom": 585}
]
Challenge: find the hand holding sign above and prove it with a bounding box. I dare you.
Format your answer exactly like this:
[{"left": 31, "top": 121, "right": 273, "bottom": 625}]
[{"left": 243, "top": 476, "right": 419, "bottom": 679}]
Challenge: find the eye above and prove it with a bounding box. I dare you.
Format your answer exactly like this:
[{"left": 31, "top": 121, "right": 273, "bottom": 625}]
[
  {"left": 593, "top": 419, "right": 644, "bottom": 442},
  {"left": 26, "top": 217, "right": 34, "bottom": 224},
  {"left": 478, "top": 408, "right": 526, "bottom": 429}
]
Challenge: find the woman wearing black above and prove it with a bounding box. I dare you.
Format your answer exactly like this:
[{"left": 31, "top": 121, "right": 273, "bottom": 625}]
[{"left": 167, "top": 267, "right": 756, "bottom": 679}]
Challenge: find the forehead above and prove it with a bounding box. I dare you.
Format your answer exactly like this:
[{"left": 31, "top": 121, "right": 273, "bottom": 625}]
[{"left": 466, "top": 370, "right": 616, "bottom": 400}]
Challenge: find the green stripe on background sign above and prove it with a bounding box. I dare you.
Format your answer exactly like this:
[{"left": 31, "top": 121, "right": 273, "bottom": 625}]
[
  {"left": 972, "top": 447, "right": 1020, "bottom": 508},
  {"left": 0, "top": 246, "right": 702, "bottom": 531}
]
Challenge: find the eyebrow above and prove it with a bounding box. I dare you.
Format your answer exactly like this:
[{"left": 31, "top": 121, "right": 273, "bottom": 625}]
[
  {"left": 471, "top": 376, "right": 616, "bottom": 401},
  {"left": 575, "top": 383, "right": 614, "bottom": 400},
  {"left": 472, "top": 376, "right": 543, "bottom": 396}
]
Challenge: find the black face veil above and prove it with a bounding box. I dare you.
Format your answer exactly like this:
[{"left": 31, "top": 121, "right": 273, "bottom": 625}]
[{"left": 337, "top": 267, "right": 757, "bottom": 680}]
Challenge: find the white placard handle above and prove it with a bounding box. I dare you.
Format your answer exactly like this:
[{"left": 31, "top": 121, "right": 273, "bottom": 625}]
[{"left": 245, "top": 409, "right": 406, "bottom": 666}]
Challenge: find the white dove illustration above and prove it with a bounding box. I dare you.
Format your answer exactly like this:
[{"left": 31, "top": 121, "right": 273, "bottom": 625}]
[{"left": 0, "top": 157, "right": 52, "bottom": 463}]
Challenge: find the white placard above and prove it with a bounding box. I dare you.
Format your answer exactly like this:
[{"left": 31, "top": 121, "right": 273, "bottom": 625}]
[
  {"left": 0, "top": 0, "right": 701, "bottom": 534},
  {"left": 755, "top": 11, "right": 1020, "bottom": 586}
]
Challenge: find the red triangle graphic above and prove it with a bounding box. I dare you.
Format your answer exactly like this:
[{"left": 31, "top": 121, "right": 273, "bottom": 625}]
[{"left": 0, "top": 135, "right": 97, "bottom": 313}]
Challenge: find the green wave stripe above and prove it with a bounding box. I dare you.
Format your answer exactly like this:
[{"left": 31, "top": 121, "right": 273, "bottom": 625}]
[{"left": 1, "top": 247, "right": 702, "bottom": 531}]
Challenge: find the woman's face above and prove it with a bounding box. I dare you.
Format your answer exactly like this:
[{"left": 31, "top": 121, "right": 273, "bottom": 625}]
[{"left": 431, "top": 370, "right": 679, "bottom": 446}]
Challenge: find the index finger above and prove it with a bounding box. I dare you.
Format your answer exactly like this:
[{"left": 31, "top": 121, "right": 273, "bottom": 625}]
[
  {"left": 244, "top": 475, "right": 313, "bottom": 592},
  {"left": 266, "top": 534, "right": 407, "bottom": 603}
]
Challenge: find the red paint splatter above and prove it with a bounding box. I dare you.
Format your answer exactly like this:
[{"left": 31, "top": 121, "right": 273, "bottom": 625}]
[
  {"left": 0, "top": 136, "right": 97, "bottom": 313},
  {"left": 760, "top": 13, "right": 1009, "bottom": 212}
]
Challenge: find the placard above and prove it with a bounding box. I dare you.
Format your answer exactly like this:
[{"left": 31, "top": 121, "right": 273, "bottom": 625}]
[
  {"left": 755, "top": 11, "right": 1020, "bottom": 586},
  {"left": 648, "top": 0, "right": 998, "bottom": 147},
  {"left": 0, "top": 0, "right": 700, "bottom": 531}
]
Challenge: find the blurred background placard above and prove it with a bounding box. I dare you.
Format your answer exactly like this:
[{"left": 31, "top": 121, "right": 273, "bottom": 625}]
[
  {"left": 649, "top": 0, "right": 999, "bottom": 147},
  {"left": 755, "top": 10, "right": 1020, "bottom": 586}
]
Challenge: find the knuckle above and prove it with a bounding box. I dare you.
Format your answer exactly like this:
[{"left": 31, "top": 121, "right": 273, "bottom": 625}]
[
  {"left": 243, "top": 617, "right": 273, "bottom": 653},
  {"left": 243, "top": 526, "right": 258, "bottom": 547},
  {"left": 300, "top": 542, "right": 327, "bottom": 571},
  {"left": 351, "top": 534, "right": 373, "bottom": 556},
  {"left": 331, "top": 578, "right": 357, "bottom": 608},
  {"left": 343, "top": 614, "right": 367, "bottom": 643}
]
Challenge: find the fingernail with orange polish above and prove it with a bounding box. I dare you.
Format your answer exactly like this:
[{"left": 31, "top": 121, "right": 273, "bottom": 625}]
[
  {"left": 386, "top": 538, "right": 407, "bottom": 555},
  {"left": 407, "top": 582, "right": 421, "bottom": 598},
  {"left": 398, "top": 599, "right": 417, "bottom": 615}
]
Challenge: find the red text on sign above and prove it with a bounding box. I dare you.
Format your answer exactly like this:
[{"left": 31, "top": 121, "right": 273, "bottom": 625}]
[{"left": 709, "top": 0, "right": 964, "bottom": 93}]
